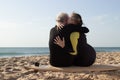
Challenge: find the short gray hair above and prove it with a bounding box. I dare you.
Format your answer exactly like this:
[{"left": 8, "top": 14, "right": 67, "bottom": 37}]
[{"left": 56, "top": 12, "right": 68, "bottom": 22}]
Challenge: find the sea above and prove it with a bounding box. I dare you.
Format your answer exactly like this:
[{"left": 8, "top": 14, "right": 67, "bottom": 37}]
[{"left": 0, "top": 47, "right": 120, "bottom": 58}]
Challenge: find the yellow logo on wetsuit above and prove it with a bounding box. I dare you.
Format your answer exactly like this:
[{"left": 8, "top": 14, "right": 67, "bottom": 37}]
[{"left": 70, "top": 32, "right": 80, "bottom": 55}]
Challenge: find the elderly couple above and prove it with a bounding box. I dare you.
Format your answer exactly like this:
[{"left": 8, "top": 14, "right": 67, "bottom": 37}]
[{"left": 49, "top": 12, "right": 96, "bottom": 67}]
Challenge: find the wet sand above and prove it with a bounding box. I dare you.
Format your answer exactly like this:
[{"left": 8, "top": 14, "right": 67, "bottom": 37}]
[{"left": 0, "top": 52, "right": 120, "bottom": 80}]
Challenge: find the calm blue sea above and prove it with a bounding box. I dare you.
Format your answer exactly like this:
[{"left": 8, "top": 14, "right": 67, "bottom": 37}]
[{"left": 0, "top": 47, "right": 120, "bottom": 58}]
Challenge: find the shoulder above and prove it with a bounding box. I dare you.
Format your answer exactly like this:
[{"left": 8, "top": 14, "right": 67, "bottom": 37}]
[
  {"left": 50, "top": 26, "right": 56, "bottom": 32},
  {"left": 63, "top": 24, "right": 77, "bottom": 30},
  {"left": 67, "top": 24, "right": 76, "bottom": 27},
  {"left": 49, "top": 26, "right": 57, "bottom": 36},
  {"left": 81, "top": 26, "right": 89, "bottom": 33}
]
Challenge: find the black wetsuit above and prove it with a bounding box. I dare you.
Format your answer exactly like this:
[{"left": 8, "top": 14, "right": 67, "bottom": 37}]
[
  {"left": 49, "top": 24, "right": 96, "bottom": 67},
  {"left": 73, "top": 25, "right": 96, "bottom": 66}
]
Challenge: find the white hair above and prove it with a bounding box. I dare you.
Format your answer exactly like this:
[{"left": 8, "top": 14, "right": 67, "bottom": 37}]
[{"left": 56, "top": 12, "right": 68, "bottom": 22}]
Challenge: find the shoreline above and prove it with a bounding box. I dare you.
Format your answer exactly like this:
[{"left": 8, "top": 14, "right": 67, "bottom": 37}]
[
  {"left": 0, "top": 54, "right": 49, "bottom": 58},
  {"left": 0, "top": 52, "right": 120, "bottom": 58},
  {"left": 0, "top": 52, "right": 120, "bottom": 80}
]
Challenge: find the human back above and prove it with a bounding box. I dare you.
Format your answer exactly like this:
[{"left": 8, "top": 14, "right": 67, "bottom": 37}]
[
  {"left": 69, "top": 13, "right": 96, "bottom": 66},
  {"left": 49, "top": 13, "right": 75, "bottom": 67}
]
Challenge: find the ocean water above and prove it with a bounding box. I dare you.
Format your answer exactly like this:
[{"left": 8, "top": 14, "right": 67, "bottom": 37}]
[
  {"left": 0, "top": 47, "right": 49, "bottom": 58},
  {"left": 0, "top": 47, "right": 120, "bottom": 58}
]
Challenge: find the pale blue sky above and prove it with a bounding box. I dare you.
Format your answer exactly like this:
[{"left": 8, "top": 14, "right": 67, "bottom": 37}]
[{"left": 0, "top": 0, "right": 120, "bottom": 47}]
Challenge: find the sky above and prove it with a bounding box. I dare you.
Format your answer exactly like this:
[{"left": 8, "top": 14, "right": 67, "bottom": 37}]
[{"left": 0, "top": 0, "right": 120, "bottom": 47}]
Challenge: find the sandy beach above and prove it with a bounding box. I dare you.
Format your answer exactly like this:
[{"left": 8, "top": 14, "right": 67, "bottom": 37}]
[{"left": 0, "top": 52, "right": 120, "bottom": 80}]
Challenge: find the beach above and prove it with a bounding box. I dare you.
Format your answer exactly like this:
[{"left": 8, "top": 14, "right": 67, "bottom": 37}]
[{"left": 0, "top": 52, "right": 120, "bottom": 80}]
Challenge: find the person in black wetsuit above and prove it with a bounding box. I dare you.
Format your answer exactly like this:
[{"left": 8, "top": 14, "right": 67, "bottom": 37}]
[
  {"left": 69, "top": 13, "right": 96, "bottom": 66},
  {"left": 49, "top": 13, "right": 91, "bottom": 67},
  {"left": 49, "top": 13, "right": 71, "bottom": 67}
]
